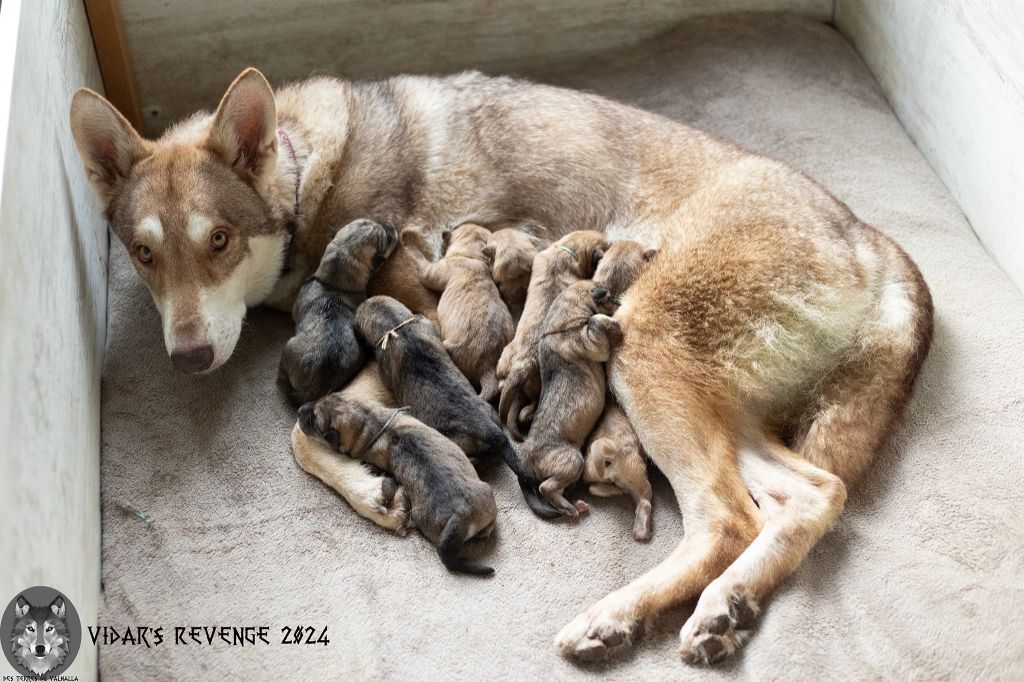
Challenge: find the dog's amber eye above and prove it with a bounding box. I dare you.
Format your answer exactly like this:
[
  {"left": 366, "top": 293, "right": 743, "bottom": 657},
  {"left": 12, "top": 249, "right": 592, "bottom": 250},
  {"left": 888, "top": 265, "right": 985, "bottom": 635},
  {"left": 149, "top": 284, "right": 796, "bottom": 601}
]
[
  {"left": 136, "top": 245, "right": 153, "bottom": 264},
  {"left": 211, "top": 230, "right": 228, "bottom": 250}
]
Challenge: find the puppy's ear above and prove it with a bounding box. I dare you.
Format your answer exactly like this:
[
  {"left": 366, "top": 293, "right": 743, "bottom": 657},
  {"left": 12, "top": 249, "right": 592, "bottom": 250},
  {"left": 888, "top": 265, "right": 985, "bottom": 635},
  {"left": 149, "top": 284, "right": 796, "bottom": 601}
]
[
  {"left": 642, "top": 248, "right": 658, "bottom": 262},
  {"left": 69, "top": 89, "right": 150, "bottom": 214},
  {"left": 482, "top": 244, "right": 496, "bottom": 262},
  {"left": 14, "top": 596, "right": 30, "bottom": 618},
  {"left": 592, "top": 286, "right": 611, "bottom": 305},
  {"left": 322, "top": 429, "right": 341, "bottom": 449},
  {"left": 206, "top": 68, "right": 278, "bottom": 177},
  {"left": 441, "top": 231, "right": 452, "bottom": 244},
  {"left": 591, "top": 248, "right": 605, "bottom": 272},
  {"left": 49, "top": 596, "right": 66, "bottom": 618}
]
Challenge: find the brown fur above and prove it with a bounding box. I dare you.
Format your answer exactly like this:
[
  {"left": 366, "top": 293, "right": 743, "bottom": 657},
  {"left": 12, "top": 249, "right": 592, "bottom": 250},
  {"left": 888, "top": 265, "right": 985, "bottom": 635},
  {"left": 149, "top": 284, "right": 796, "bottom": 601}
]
[
  {"left": 497, "top": 231, "right": 609, "bottom": 438},
  {"left": 519, "top": 282, "right": 623, "bottom": 516},
  {"left": 403, "top": 224, "right": 514, "bottom": 401},
  {"left": 487, "top": 228, "right": 544, "bottom": 316},
  {"left": 71, "top": 68, "right": 933, "bottom": 665},
  {"left": 584, "top": 401, "right": 653, "bottom": 541}
]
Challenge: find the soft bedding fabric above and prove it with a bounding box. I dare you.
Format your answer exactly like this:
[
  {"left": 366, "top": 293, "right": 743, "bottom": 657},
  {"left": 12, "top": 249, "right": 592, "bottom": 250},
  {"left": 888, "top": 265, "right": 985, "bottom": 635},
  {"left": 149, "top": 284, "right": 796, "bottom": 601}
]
[{"left": 99, "top": 14, "right": 1024, "bottom": 680}]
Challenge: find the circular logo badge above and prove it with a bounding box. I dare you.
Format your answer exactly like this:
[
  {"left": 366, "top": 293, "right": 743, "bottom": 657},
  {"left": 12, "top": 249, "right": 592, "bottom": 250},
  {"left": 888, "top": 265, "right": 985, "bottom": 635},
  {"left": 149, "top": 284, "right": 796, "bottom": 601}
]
[{"left": 2, "top": 586, "right": 81, "bottom": 679}]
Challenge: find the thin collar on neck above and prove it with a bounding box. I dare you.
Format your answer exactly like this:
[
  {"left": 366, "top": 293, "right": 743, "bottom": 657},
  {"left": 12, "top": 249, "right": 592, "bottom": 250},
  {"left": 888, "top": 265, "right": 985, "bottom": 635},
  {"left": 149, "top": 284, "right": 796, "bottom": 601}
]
[
  {"left": 555, "top": 244, "right": 577, "bottom": 259},
  {"left": 354, "top": 407, "right": 409, "bottom": 459}
]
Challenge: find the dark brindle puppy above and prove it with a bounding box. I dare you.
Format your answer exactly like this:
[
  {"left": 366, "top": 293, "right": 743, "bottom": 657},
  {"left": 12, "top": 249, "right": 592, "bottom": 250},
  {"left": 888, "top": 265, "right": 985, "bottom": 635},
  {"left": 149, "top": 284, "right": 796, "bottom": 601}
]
[
  {"left": 278, "top": 219, "right": 398, "bottom": 405},
  {"left": 497, "top": 231, "right": 609, "bottom": 440},
  {"left": 299, "top": 395, "right": 497, "bottom": 575},
  {"left": 520, "top": 282, "right": 623, "bottom": 516},
  {"left": 355, "top": 295, "right": 560, "bottom": 519}
]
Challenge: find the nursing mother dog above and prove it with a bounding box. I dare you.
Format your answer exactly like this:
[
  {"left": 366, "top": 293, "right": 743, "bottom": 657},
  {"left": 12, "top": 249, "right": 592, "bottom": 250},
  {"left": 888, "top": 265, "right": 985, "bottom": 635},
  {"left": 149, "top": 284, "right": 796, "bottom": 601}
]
[{"left": 69, "top": 67, "right": 932, "bottom": 665}]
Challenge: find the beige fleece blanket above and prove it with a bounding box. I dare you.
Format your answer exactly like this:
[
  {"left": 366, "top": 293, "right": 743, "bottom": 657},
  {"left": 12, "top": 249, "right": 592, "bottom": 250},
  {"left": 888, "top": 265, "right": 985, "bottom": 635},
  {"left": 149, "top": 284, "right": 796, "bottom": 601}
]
[{"left": 99, "top": 14, "right": 1024, "bottom": 680}]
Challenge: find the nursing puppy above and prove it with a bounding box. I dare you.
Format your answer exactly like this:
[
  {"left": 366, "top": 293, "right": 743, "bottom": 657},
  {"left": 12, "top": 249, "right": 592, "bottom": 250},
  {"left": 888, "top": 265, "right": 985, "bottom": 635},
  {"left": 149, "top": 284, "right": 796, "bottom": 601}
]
[
  {"left": 584, "top": 401, "right": 653, "bottom": 541},
  {"left": 592, "top": 239, "right": 657, "bottom": 296},
  {"left": 487, "top": 228, "right": 544, "bottom": 317},
  {"left": 279, "top": 219, "right": 398, "bottom": 405},
  {"left": 403, "top": 223, "right": 513, "bottom": 401},
  {"left": 498, "top": 231, "right": 609, "bottom": 439},
  {"left": 299, "top": 395, "right": 497, "bottom": 575},
  {"left": 356, "top": 295, "right": 560, "bottom": 518},
  {"left": 520, "top": 282, "right": 623, "bottom": 516}
]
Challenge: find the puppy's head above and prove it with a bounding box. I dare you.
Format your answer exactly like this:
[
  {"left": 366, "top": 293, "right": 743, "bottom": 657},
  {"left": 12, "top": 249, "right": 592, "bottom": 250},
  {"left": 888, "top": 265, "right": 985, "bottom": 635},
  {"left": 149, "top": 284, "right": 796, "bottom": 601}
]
[
  {"left": 69, "top": 69, "right": 289, "bottom": 373},
  {"left": 551, "top": 231, "right": 609, "bottom": 278},
  {"left": 583, "top": 438, "right": 620, "bottom": 485},
  {"left": 593, "top": 240, "right": 658, "bottom": 295},
  {"left": 356, "top": 295, "right": 416, "bottom": 346},
  {"left": 488, "top": 229, "right": 541, "bottom": 284},
  {"left": 315, "top": 219, "right": 399, "bottom": 291},
  {"left": 298, "top": 394, "right": 366, "bottom": 450},
  {"left": 443, "top": 223, "right": 491, "bottom": 259}
]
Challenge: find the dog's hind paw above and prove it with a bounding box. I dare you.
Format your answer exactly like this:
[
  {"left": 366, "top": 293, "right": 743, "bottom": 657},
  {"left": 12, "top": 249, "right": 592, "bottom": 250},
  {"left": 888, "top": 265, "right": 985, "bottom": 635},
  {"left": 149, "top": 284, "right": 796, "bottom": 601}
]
[
  {"left": 556, "top": 593, "right": 645, "bottom": 662},
  {"left": 678, "top": 586, "right": 759, "bottom": 665}
]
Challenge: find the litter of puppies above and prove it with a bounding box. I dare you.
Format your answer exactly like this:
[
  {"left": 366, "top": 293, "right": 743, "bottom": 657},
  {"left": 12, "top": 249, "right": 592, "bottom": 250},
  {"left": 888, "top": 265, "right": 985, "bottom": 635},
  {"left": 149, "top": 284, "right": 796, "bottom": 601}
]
[{"left": 287, "top": 219, "right": 657, "bottom": 575}]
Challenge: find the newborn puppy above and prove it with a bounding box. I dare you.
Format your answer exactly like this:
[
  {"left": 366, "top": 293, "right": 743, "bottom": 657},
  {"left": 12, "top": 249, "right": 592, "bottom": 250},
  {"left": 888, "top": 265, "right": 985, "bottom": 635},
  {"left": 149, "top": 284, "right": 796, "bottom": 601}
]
[
  {"left": 356, "top": 295, "right": 560, "bottom": 519},
  {"left": 299, "top": 395, "right": 497, "bottom": 575},
  {"left": 279, "top": 219, "right": 398, "bottom": 406},
  {"left": 497, "top": 230, "right": 609, "bottom": 439},
  {"left": 584, "top": 401, "right": 653, "bottom": 541},
  {"left": 519, "top": 282, "right": 623, "bottom": 516},
  {"left": 403, "top": 224, "right": 513, "bottom": 401},
  {"left": 486, "top": 228, "right": 543, "bottom": 316},
  {"left": 592, "top": 239, "right": 658, "bottom": 295}
]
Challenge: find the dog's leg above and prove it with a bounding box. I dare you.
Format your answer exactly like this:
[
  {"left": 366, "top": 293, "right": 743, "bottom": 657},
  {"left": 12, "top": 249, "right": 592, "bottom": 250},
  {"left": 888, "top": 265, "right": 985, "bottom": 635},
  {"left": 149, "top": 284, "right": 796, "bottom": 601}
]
[
  {"left": 556, "top": 365, "right": 761, "bottom": 660},
  {"left": 678, "top": 436, "right": 846, "bottom": 664},
  {"left": 290, "top": 424, "right": 409, "bottom": 535}
]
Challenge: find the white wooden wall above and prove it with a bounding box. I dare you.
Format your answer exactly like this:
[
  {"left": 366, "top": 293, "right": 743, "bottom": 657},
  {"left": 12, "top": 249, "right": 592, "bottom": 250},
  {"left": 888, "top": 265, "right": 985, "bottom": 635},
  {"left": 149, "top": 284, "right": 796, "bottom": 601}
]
[
  {"left": 0, "top": 2, "right": 106, "bottom": 678},
  {"left": 836, "top": 0, "right": 1024, "bottom": 291},
  {"left": 120, "top": 0, "right": 832, "bottom": 134}
]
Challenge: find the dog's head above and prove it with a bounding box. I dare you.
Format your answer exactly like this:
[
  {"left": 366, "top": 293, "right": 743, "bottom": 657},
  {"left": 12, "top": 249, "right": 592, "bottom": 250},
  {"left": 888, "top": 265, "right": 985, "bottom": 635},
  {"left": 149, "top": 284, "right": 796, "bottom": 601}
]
[
  {"left": 11, "top": 595, "right": 70, "bottom": 677},
  {"left": 315, "top": 219, "right": 398, "bottom": 291},
  {"left": 69, "top": 69, "right": 289, "bottom": 372}
]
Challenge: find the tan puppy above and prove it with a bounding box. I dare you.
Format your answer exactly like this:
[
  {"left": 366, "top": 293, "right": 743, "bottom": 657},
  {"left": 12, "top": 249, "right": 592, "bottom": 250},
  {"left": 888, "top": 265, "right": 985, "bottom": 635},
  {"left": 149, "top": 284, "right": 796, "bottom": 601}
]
[
  {"left": 299, "top": 395, "right": 497, "bottom": 575},
  {"left": 404, "top": 224, "right": 514, "bottom": 401},
  {"left": 592, "top": 240, "right": 657, "bottom": 296},
  {"left": 584, "top": 401, "right": 653, "bottom": 541},
  {"left": 519, "top": 282, "right": 623, "bottom": 516},
  {"left": 498, "top": 231, "right": 609, "bottom": 439},
  {"left": 486, "top": 229, "right": 544, "bottom": 316},
  {"left": 290, "top": 362, "right": 408, "bottom": 534}
]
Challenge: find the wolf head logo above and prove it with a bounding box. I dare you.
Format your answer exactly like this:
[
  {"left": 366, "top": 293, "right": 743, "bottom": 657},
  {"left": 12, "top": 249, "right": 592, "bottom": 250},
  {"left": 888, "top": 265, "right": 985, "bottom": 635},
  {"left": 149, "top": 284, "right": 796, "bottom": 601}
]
[{"left": 10, "top": 594, "right": 70, "bottom": 678}]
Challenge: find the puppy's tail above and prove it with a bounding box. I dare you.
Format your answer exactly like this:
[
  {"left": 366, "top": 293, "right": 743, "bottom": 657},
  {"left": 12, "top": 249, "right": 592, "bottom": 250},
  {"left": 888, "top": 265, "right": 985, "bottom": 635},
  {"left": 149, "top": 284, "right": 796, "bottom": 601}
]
[
  {"left": 487, "top": 430, "right": 561, "bottom": 520},
  {"left": 438, "top": 518, "right": 494, "bottom": 576}
]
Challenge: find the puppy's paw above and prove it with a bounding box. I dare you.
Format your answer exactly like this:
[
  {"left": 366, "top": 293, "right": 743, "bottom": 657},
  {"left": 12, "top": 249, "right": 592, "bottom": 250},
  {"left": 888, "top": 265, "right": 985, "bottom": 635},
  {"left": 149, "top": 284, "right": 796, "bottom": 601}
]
[
  {"left": 679, "top": 584, "right": 759, "bottom": 665},
  {"left": 556, "top": 592, "right": 645, "bottom": 662}
]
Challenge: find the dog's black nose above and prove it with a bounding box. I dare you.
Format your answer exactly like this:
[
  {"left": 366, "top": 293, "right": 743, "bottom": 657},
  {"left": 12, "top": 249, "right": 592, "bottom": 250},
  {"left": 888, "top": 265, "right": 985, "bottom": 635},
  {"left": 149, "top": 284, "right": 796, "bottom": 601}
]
[
  {"left": 297, "top": 404, "right": 316, "bottom": 434},
  {"left": 170, "top": 344, "right": 214, "bottom": 373},
  {"left": 34, "top": 645, "right": 46, "bottom": 656}
]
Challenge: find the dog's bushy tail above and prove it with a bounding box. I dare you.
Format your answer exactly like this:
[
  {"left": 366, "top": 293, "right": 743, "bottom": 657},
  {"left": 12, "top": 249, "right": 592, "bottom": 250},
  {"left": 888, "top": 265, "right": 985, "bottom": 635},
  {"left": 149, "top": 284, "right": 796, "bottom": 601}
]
[
  {"left": 437, "top": 518, "right": 494, "bottom": 576},
  {"left": 486, "top": 429, "right": 561, "bottom": 519}
]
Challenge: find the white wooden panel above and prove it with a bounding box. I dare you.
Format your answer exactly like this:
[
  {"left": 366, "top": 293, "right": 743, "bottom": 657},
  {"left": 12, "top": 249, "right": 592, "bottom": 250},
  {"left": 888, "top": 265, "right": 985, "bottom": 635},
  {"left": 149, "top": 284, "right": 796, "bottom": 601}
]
[
  {"left": 836, "top": 0, "right": 1024, "bottom": 290},
  {"left": 0, "top": 1, "right": 106, "bottom": 678},
  {"left": 119, "top": 0, "right": 833, "bottom": 133}
]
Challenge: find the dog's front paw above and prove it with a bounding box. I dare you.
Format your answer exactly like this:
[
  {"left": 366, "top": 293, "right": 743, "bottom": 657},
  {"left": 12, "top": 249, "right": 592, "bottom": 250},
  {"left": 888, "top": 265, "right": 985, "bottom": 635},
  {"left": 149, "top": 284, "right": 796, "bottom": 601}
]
[
  {"left": 679, "top": 584, "right": 759, "bottom": 665},
  {"left": 556, "top": 591, "right": 645, "bottom": 662}
]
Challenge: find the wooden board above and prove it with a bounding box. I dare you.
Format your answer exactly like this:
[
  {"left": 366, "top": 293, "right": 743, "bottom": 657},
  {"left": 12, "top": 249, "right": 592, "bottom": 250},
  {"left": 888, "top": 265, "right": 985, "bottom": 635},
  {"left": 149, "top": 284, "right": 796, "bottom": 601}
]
[{"left": 83, "top": 0, "right": 143, "bottom": 129}]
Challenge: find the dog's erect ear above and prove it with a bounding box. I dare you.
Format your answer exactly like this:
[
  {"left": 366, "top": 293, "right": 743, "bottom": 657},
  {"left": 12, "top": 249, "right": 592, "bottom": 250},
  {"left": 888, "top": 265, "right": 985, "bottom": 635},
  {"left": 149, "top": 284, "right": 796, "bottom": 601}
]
[
  {"left": 49, "top": 596, "right": 66, "bottom": 618},
  {"left": 15, "top": 596, "right": 30, "bottom": 618},
  {"left": 642, "top": 248, "right": 658, "bottom": 262},
  {"left": 206, "top": 68, "right": 278, "bottom": 178},
  {"left": 69, "top": 89, "right": 150, "bottom": 213}
]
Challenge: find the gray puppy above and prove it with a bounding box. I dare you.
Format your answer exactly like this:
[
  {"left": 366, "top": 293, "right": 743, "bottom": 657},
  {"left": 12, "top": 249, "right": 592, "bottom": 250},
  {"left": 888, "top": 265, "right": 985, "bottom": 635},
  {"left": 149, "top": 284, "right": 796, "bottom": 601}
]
[
  {"left": 355, "top": 295, "right": 561, "bottom": 519},
  {"left": 519, "top": 281, "right": 624, "bottom": 516},
  {"left": 279, "top": 219, "right": 398, "bottom": 406},
  {"left": 299, "top": 395, "right": 497, "bottom": 575}
]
